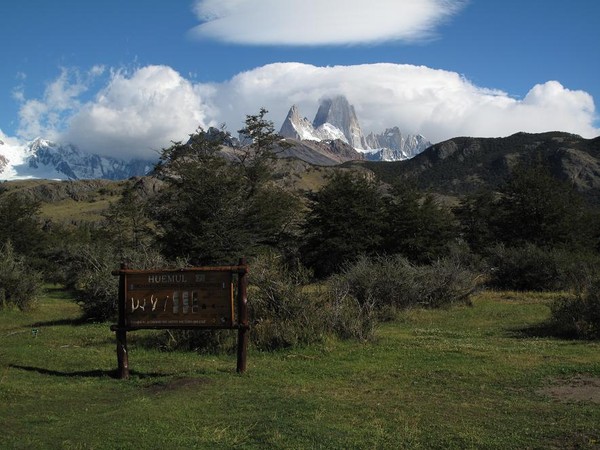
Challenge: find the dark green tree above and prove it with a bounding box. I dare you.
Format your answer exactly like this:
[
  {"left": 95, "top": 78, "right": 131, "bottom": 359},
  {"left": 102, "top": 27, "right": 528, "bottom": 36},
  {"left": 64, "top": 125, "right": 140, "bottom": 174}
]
[
  {"left": 0, "top": 190, "right": 45, "bottom": 258},
  {"left": 0, "top": 240, "right": 42, "bottom": 311},
  {"left": 383, "top": 182, "right": 457, "bottom": 263},
  {"left": 102, "top": 181, "right": 154, "bottom": 252},
  {"left": 236, "top": 107, "right": 290, "bottom": 195},
  {"left": 301, "top": 171, "right": 386, "bottom": 277},
  {"left": 493, "top": 165, "right": 593, "bottom": 249},
  {"left": 453, "top": 189, "right": 500, "bottom": 253},
  {"left": 152, "top": 118, "right": 300, "bottom": 265}
]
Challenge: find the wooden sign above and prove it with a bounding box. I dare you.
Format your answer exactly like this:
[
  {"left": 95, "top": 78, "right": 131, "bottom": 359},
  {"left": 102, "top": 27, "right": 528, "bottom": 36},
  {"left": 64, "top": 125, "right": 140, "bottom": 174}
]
[
  {"left": 111, "top": 260, "right": 249, "bottom": 378},
  {"left": 124, "top": 270, "right": 234, "bottom": 328}
]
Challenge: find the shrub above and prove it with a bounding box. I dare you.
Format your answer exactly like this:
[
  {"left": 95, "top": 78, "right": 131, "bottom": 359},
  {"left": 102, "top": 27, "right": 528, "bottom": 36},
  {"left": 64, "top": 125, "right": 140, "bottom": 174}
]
[
  {"left": 324, "top": 271, "right": 378, "bottom": 341},
  {"left": 326, "top": 254, "right": 480, "bottom": 321},
  {"left": 0, "top": 241, "right": 43, "bottom": 311},
  {"left": 161, "top": 251, "right": 377, "bottom": 353},
  {"left": 549, "top": 280, "right": 600, "bottom": 339},
  {"left": 62, "top": 242, "right": 170, "bottom": 321},
  {"left": 248, "top": 252, "right": 331, "bottom": 350},
  {"left": 485, "top": 244, "right": 600, "bottom": 292}
]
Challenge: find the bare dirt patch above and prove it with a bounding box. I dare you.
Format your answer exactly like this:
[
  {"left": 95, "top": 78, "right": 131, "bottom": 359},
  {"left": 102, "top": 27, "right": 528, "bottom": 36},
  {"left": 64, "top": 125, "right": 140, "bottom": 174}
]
[
  {"left": 538, "top": 376, "right": 600, "bottom": 403},
  {"left": 144, "top": 377, "right": 212, "bottom": 395}
]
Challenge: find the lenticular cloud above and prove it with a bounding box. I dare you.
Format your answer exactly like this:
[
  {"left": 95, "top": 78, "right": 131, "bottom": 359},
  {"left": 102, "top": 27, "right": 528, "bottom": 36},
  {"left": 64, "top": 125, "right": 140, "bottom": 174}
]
[{"left": 190, "top": 0, "right": 467, "bottom": 45}]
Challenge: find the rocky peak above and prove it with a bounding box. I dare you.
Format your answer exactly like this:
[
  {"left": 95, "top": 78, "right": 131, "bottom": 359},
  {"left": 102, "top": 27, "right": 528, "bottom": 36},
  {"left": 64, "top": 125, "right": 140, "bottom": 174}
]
[
  {"left": 279, "top": 105, "right": 317, "bottom": 141},
  {"left": 278, "top": 96, "right": 431, "bottom": 162},
  {"left": 364, "top": 128, "right": 432, "bottom": 161},
  {"left": 312, "top": 96, "right": 366, "bottom": 149}
]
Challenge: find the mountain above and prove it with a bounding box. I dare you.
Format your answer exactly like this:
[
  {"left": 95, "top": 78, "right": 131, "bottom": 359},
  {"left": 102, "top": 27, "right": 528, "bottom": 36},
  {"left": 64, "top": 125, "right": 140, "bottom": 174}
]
[
  {"left": 275, "top": 138, "right": 364, "bottom": 166},
  {"left": 279, "top": 104, "right": 347, "bottom": 143},
  {"left": 312, "top": 96, "right": 366, "bottom": 149},
  {"left": 364, "top": 128, "right": 431, "bottom": 161},
  {"left": 349, "top": 131, "right": 600, "bottom": 204},
  {"left": 279, "top": 96, "right": 431, "bottom": 162},
  {"left": 0, "top": 137, "right": 153, "bottom": 181}
]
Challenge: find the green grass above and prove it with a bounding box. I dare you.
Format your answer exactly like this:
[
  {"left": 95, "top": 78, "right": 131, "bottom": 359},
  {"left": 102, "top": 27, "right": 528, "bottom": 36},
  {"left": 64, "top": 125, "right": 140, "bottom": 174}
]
[{"left": 2, "top": 288, "right": 600, "bottom": 449}]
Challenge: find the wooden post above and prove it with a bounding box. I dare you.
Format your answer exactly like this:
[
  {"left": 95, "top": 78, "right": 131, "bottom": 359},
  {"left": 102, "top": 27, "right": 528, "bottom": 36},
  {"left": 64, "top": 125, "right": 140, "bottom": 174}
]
[
  {"left": 236, "top": 257, "right": 249, "bottom": 374},
  {"left": 116, "top": 263, "right": 130, "bottom": 379}
]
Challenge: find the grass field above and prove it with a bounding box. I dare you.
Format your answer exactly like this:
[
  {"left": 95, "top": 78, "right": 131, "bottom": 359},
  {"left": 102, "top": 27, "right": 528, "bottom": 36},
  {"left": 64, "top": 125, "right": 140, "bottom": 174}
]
[{"left": 1, "top": 288, "right": 599, "bottom": 449}]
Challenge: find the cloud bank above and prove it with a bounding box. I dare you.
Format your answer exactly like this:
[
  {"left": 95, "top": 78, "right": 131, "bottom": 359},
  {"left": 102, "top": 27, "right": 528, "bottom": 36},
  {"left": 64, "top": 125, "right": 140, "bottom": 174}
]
[
  {"left": 14, "top": 63, "right": 599, "bottom": 160},
  {"left": 190, "top": 0, "right": 467, "bottom": 45},
  {"left": 62, "top": 66, "right": 209, "bottom": 159},
  {"left": 208, "top": 63, "right": 599, "bottom": 144}
]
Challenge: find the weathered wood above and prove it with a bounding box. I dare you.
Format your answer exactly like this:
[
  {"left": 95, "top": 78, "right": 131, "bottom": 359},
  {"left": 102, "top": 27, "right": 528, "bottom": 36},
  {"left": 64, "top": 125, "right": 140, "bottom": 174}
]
[
  {"left": 236, "top": 257, "right": 249, "bottom": 374},
  {"left": 116, "top": 263, "right": 130, "bottom": 379},
  {"left": 112, "top": 259, "right": 249, "bottom": 377}
]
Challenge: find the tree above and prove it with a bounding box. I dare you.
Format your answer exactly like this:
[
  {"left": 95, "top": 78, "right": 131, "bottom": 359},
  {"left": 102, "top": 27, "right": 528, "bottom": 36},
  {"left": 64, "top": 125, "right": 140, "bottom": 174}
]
[
  {"left": 101, "top": 180, "right": 154, "bottom": 253},
  {"left": 236, "top": 107, "right": 290, "bottom": 195},
  {"left": 0, "top": 240, "right": 42, "bottom": 311},
  {"left": 383, "top": 182, "right": 457, "bottom": 263},
  {"left": 0, "top": 190, "right": 45, "bottom": 258},
  {"left": 152, "top": 129, "right": 250, "bottom": 264},
  {"left": 493, "top": 165, "right": 593, "bottom": 249},
  {"left": 301, "top": 171, "right": 386, "bottom": 277},
  {"left": 152, "top": 117, "right": 300, "bottom": 265},
  {"left": 453, "top": 189, "right": 500, "bottom": 253}
]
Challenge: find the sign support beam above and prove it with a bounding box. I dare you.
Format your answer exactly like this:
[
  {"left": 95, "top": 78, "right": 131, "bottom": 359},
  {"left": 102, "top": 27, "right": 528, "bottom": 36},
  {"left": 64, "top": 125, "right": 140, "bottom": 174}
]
[{"left": 236, "top": 257, "right": 249, "bottom": 373}]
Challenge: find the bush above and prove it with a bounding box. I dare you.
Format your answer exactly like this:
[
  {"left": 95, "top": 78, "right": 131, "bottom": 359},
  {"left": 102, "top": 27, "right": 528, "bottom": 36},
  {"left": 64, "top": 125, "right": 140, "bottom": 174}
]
[
  {"left": 326, "top": 254, "right": 480, "bottom": 321},
  {"left": 324, "top": 270, "right": 378, "bottom": 341},
  {"left": 248, "top": 252, "right": 332, "bottom": 350},
  {"left": 62, "top": 242, "right": 171, "bottom": 321},
  {"left": 550, "top": 280, "right": 600, "bottom": 339},
  {"left": 485, "top": 244, "right": 600, "bottom": 292},
  {"left": 159, "top": 251, "right": 377, "bottom": 354},
  {"left": 0, "top": 241, "right": 43, "bottom": 311}
]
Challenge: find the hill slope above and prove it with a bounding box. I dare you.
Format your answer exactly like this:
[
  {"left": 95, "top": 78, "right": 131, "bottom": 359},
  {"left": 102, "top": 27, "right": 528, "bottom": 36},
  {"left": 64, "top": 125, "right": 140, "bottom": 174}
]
[{"left": 349, "top": 132, "right": 600, "bottom": 203}]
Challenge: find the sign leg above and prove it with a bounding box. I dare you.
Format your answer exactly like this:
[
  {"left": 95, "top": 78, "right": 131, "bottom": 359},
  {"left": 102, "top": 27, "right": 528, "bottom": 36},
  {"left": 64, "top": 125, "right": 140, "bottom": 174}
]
[{"left": 116, "top": 329, "right": 129, "bottom": 379}]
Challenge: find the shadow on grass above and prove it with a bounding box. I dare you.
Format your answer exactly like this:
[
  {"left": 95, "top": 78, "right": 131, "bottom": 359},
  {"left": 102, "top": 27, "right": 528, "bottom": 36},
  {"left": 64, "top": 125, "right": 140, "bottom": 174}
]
[
  {"left": 10, "top": 364, "right": 167, "bottom": 379},
  {"left": 506, "top": 322, "right": 579, "bottom": 340},
  {"left": 29, "top": 317, "right": 92, "bottom": 328}
]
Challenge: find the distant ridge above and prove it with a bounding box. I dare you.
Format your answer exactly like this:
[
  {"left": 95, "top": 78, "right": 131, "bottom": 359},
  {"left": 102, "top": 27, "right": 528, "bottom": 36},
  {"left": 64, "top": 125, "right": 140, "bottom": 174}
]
[
  {"left": 279, "top": 95, "right": 431, "bottom": 162},
  {"left": 0, "top": 137, "right": 153, "bottom": 181},
  {"left": 350, "top": 131, "right": 600, "bottom": 203}
]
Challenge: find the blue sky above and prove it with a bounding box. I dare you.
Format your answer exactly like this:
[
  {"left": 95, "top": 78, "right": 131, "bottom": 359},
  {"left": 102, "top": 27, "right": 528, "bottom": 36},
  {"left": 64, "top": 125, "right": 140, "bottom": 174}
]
[{"left": 1, "top": 0, "right": 598, "bottom": 160}]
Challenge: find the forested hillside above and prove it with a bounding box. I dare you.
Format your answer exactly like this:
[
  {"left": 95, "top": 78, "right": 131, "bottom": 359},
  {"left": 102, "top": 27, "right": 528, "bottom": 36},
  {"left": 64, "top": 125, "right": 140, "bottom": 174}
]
[
  {"left": 2, "top": 120, "right": 600, "bottom": 343},
  {"left": 352, "top": 132, "right": 600, "bottom": 204}
]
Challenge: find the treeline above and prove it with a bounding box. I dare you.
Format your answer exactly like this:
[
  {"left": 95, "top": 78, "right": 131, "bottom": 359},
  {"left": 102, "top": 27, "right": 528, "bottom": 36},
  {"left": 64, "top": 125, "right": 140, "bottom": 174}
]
[{"left": 2, "top": 110, "right": 600, "bottom": 344}]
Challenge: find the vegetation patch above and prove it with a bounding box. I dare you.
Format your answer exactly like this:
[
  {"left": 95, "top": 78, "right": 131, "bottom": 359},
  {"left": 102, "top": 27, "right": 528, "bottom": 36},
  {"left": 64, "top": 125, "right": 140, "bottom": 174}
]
[{"left": 2, "top": 289, "right": 600, "bottom": 449}]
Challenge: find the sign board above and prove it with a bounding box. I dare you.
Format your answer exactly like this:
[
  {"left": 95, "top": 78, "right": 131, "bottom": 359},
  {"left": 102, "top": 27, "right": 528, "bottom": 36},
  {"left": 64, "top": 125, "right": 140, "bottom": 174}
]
[
  {"left": 124, "top": 270, "right": 234, "bottom": 328},
  {"left": 112, "top": 261, "right": 249, "bottom": 378}
]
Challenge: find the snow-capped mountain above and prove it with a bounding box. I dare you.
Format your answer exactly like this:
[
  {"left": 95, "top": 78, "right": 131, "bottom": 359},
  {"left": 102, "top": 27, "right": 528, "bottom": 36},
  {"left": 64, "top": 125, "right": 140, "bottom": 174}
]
[
  {"left": 312, "top": 96, "right": 366, "bottom": 149},
  {"left": 279, "top": 96, "right": 431, "bottom": 161},
  {"left": 279, "top": 105, "right": 347, "bottom": 142},
  {"left": 363, "top": 128, "right": 431, "bottom": 161},
  {"left": 0, "top": 136, "right": 153, "bottom": 181}
]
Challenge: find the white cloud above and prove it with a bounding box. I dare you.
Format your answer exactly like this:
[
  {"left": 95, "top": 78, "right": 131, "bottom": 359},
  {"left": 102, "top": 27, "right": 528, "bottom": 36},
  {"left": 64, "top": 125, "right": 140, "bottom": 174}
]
[
  {"left": 190, "top": 0, "right": 467, "bottom": 45},
  {"left": 63, "top": 66, "right": 209, "bottom": 160},
  {"left": 13, "top": 62, "right": 599, "bottom": 161},
  {"left": 207, "top": 63, "right": 600, "bottom": 143},
  {"left": 16, "top": 67, "right": 103, "bottom": 140}
]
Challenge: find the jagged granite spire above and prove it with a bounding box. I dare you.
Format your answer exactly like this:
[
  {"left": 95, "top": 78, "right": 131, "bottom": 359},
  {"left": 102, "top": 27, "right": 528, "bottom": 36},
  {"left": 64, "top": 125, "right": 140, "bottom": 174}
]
[
  {"left": 279, "top": 105, "right": 317, "bottom": 141},
  {"left": 364, "top": 127, "right": 431, "bottom": 161},
  {"left": 279, "top": 104, "right": 347, "bottom": 142},
  {"left": 278, "top": 96, "right": 431, "bottom": 162},
  {"left": 312, "top": 96, "right": 366, "bottom": 149}
]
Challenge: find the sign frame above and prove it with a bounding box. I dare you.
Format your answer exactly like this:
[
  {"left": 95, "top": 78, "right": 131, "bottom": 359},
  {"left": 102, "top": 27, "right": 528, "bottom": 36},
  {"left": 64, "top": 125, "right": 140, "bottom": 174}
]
[{"left": 111, "top": 258, "right": 249, "bottom": 378}]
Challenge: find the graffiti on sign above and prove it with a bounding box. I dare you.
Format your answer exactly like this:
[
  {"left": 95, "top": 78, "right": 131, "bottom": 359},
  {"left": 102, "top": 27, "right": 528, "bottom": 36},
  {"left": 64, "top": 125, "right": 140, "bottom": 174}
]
[{"left": 124, "top": 270, "right": 234, "bottom": 327}]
